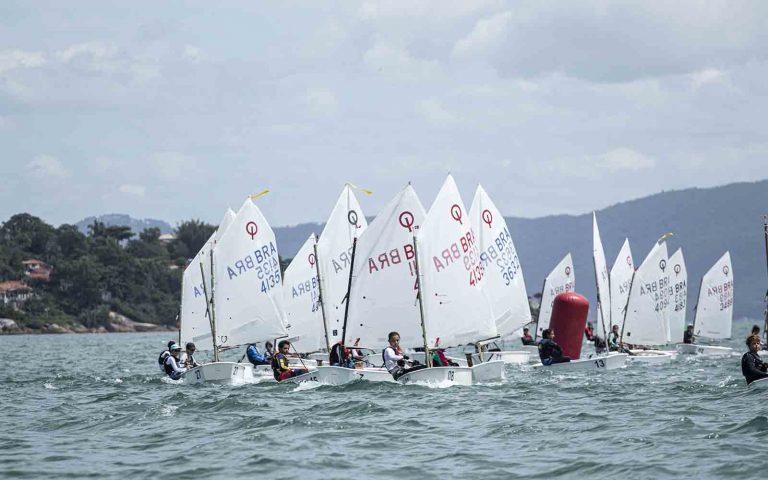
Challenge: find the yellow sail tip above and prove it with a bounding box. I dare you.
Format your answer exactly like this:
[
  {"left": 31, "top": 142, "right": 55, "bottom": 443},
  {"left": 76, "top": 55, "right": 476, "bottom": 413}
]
[
  {"left": 248, "top": 190, "right": 270, "bottom": 199},
  {"left": 346, "top": 182, "right": 373, "bottom": 196}
]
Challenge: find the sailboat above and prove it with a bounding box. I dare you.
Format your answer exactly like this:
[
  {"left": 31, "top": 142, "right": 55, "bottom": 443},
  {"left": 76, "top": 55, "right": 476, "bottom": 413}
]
[
  {"left": 619, "top": 238, "right": 675, "bottom": 363},
  {"left": 467, "top": 185, "right": 533, "bottom": 365},
  {"left": 279, "top": 185, "right": 394, "bottom": 385},
  {"left": 676, "top": 252, "right": 734, "bottom": 357},
  {"left": 180, "top": 209, "right": 257, "bottom": 384},
  {"left": 400, "top": 175, "right": 503, "bottom": 385},
  {"left": 592, "top": 212, "right": 612, "bottom": 344},
  {"left": 181, "top": 197, "right": 290, "bottom": 384}
]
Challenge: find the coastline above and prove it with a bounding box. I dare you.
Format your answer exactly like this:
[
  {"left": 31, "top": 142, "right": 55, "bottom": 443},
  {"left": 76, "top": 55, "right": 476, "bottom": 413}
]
[{"left": 0, "top": 311, "right": 176, "bottom": 335}]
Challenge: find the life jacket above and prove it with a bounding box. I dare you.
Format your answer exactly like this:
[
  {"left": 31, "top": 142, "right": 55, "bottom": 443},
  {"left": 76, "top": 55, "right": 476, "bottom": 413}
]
[
  {"left": 270, "top": 354, "right": 281, "bottom": 380},
  {"left": 329, "top": 342, "right": 347, "bottom": 366},
  {"left": 158, "top": 350, "right": 170, "bottom": 370},
  {"left": 163, "top": 355, "right": 176, "bottom": 376},
  {"left": 246, "top": 345, "right": 269, "bottom": 365}
]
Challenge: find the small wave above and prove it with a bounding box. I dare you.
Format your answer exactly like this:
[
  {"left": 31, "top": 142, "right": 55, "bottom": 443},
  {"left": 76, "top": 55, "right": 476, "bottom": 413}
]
[
  {"left": 44, "top": 382, "right": 56, "bottom": 390},
  {"left": 160, "top": 405, "right": 178, "bottom": 417},
  {"left": 724, "top": 415, "right": 768, "bottom": 434}
]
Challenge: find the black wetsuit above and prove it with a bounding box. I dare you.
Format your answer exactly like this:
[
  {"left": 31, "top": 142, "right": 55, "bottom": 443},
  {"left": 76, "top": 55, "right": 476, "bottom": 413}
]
[
  {"left": 683, "top": 330, "right": 694, "bottom": 344},
  {"left": 538, "top": 338, "right": 571, "bottom": 365},
  {"left": 741, "top": 351, "right": 768, "bottom": 385}
]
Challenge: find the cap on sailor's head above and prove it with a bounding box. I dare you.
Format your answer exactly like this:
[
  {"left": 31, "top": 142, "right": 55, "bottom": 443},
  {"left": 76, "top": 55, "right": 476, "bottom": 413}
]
[{"left": 170, "top": 343, "right": 181, "bottom": 351}]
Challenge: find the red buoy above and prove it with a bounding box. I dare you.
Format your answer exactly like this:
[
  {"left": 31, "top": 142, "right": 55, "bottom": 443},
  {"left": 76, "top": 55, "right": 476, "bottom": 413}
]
[{"left": 548, "top": 292, "right": 589, "bottom": 360}]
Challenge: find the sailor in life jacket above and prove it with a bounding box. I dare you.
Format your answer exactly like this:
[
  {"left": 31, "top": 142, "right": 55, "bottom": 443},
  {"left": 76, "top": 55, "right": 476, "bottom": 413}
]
[
  {"left": 742, "top": 334, "right": 768, "bottom": 385},
  {"left": 179, "top": 342, "right": 200, "bottom": 369},
  {"left": 538, "top": 329, "right": 571, "bottom": 366},
  {"left": 164, "top": 343, "right": 187, "bottom": 380},
  {"left": 157, "top": 340, "right": 175, "bottom": 372},
  {"left": 270, "top": 340, "right": 308, "bottom": 381},
  {"left": 382, "top": 331, "right": 426, "bottom": 380},
  {"left": 329, "top": 341, "right": 354, "bottom": 368},
  {"left": 246, "top": 343, "right": 271, "bottom": 366}
]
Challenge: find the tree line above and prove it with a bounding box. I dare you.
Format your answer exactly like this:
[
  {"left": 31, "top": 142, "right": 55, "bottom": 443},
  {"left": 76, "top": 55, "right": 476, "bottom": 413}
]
[{"left": 0, "top": 213, "right": 219, "bottom": 330}]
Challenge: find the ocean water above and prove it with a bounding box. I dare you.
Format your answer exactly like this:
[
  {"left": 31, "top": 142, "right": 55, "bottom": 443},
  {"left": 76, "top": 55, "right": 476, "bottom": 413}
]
[{"left": 1, "top": 319, "right": 766, "bottom": 480}]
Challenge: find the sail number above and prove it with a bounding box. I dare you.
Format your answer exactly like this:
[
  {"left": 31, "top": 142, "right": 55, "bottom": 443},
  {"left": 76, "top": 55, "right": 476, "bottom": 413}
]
[
  {"left": 593, "top": 359, "right": 606, "bottom": 369},
  {"left": 447, "top": 370, "right": 455, "bottom": 381},
  {"left": 195, "top": 369, "right": 202, "bottom": 380}
]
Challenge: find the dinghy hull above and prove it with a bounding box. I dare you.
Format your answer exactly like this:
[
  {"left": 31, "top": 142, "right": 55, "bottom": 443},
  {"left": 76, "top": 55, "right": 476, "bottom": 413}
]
[
  {"left": 627, "top": 350, "right": 675, "bottom": 364},
  {"left": 278, "top": 366, "right": 396, "bottom": 385},
  {"left": 533, "top": 354, "right": 628, "bottom": 372},
  {"left": 675, "top": 344, "right": 733, "bottom": 357},
  {"left": 472, "top": 350, "right": 530, "bottom": 365},
  {"left": 183, "top": 362, "right": 253, "bottom": 385},
  {"left": 470, "top": 360, "right": 505, "bottom": 383},
  {"left": 398, "top": 366, "right": 473, "bottom": 386}
]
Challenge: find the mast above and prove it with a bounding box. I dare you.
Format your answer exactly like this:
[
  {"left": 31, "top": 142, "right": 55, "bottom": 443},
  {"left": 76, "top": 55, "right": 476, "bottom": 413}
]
[
  {"left": 412, "top": 232, "right": 432, "bottom": 368},
  {"left": 199, "top": 256, "right": 219, "bottom": 363},
  {"left": 340, "top": 237, "right": 358, "bottom": 346},
  {"left": 313, "top": 242, "right": 331, "bottom": 352},
  {"left": 533, "top": 277, "right": 547, "bottom": 341}
]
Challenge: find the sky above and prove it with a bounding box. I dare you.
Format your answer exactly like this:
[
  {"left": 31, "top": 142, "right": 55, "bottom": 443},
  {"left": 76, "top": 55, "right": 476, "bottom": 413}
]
[{"left": 2, "top": 1, "right": 767, "bottom": 228}]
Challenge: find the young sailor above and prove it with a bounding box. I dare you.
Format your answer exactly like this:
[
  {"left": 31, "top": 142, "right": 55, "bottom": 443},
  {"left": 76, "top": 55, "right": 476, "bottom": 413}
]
[
  {"left": 329, "top": 341, "right": 354, "bottom": 368},
  {"left": 608, "top": 325, "right": 621, "bottom": 351},
  {"left": 683, "top": 324, "right": 695, "bottom": 344},
  {"left": 164, "top": 343, "right": 187, "bottom": 380},
  {"left": 521, "top": 328, "right": 535, "bottom": 346},
  {"left": 157, "top": 340, "right": 175, "bottom": 372},
  {"left": 382, "top": 331, "right": 426, "bottom": 380},
  {"left": 246, "top": 343, "right": 271, "bottom": 366},
  {"left": 584, "top": 322, "right": 595, "bottom": 341},
  {"left": 179, "top": 342, "right": 199, "bottom": 369},
  {"left": 538, "top": 329, "right": 571, "bottom": 365},
  {"left": 271, "top": 340, "right": 308, "bottom": 381},
  {"left": 741, "top": 334, "right": 768, "bottom": 385}
]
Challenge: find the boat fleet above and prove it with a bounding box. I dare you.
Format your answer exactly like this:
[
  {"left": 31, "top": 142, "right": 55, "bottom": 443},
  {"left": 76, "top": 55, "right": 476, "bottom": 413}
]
[{"left": 168, "top": 175, "right": 738, "bottom": 387}]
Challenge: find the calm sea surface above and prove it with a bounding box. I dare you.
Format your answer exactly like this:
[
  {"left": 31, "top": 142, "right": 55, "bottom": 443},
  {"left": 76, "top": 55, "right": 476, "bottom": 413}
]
[{"left": 1, "top": 319, "right": 766, "bottom": 479}]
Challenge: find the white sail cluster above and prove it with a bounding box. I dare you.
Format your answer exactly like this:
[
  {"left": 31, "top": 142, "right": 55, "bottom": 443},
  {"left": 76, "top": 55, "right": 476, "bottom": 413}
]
[{"left": 178, "top": 177, "right": 736, "bottom": 358}]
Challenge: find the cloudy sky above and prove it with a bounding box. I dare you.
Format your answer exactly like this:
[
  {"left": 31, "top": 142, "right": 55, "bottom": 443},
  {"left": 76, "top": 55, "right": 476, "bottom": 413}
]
[{"left": 2, "top": 1, "right": 766, "bottom": 227}]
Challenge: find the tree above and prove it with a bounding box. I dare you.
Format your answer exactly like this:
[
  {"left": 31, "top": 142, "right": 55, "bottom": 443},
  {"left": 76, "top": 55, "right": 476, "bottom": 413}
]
[
  {"left": 0, "top": 213, "right": 55, "bottom": 256},
  {"left": 171, "top": 220, "right": 215, "bottom": 262}
]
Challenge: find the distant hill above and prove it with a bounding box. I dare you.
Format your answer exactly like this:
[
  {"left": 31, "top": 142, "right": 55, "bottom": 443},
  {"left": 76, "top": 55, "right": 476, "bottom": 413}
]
[
  {"left": 274, "top": 180, "right": 768, "bottom": 323},
  {"left": 75, "top": 214, "right": 173, "bottom": 235}
]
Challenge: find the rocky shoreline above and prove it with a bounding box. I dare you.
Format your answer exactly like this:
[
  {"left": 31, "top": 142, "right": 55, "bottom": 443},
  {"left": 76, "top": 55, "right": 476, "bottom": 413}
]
[{"left": 0, "top": 312, "right": 176, "bottom": 335}]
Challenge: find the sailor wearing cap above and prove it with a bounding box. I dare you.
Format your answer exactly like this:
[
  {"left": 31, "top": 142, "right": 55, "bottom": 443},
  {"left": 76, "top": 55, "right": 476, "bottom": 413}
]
[
  {"left": 180, "top": 342, "right": 199, "bottom": 369},
  {"left": 164, "top": 343, "right": 187, "bottom": 380}
]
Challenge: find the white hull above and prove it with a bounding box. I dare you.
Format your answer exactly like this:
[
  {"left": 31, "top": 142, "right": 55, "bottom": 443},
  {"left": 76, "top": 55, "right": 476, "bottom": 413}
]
[
  {"left": 627, "top": 350, "right": 675, "bottom": 364},
  {"left": 748, "top": 377, "right": 768, "bottom": 389},
  {"left": 278, "top": 366, "right": 395, "bottom": 385},
  {"left": 182, "top": 362, "right": 253, "bottom": 385},
  {"left": 533, "top": 354, "right": 628, "bottom": 372},
  {"left": 307, "top": 352, "right": 329, "bottom": 364},
  {"left": 675, "top": 343, "right": 733, "bottom": 357},
  {"left": 521, "top": 345, "right": 540, "bottom": 362},
  {"left": 408, "top": 352, "right": 468, "bottom": 367},
  {"left": 473, "top": 350, "right": 530, "bottom": 365},
  {"left": 398, "top": 366, "right": 473, "bottom": 386},
  {"left": 470, "top": 360, "right": 505, "bottom": 383}
]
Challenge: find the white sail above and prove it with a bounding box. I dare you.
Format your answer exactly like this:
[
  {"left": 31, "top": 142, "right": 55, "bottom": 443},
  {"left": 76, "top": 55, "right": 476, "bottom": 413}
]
[
  {"left": 694, "top": 251, "right": 733, "bottom": 339},
  {"left": 283, "top": 234, "right": 325, "bottom": 353},
  {"left": 316, "top": 185, "right": 368, "bottom": 344},
  {"left": 592, "top": 212, "right": 611, "bottom": 336},
  {"left": 537, "top": 253, "right": 574, "bottom": 337},
  {"left": 180, "top": 209, "right": 236, "bottom": 350},
  {"left": 469, "top": 185, "right": 531, "bottom": 337},
  {"left": 610, "top": 238, "right": 634, "bottom": 335},
  {"left": 345, "top": 185, "right": 427, "bottom": 349},
  {"left": 213, "top": 198, "right": 287, "bottom": 347},
  {"left": 668, "top": 248, "right": 687, "bottom": 343},
  {"left": 416, "top": 175, "right": 496, "bottom": 347},
  {"left": 621, "top": 241, "right": 669, "bottom": 346}
]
